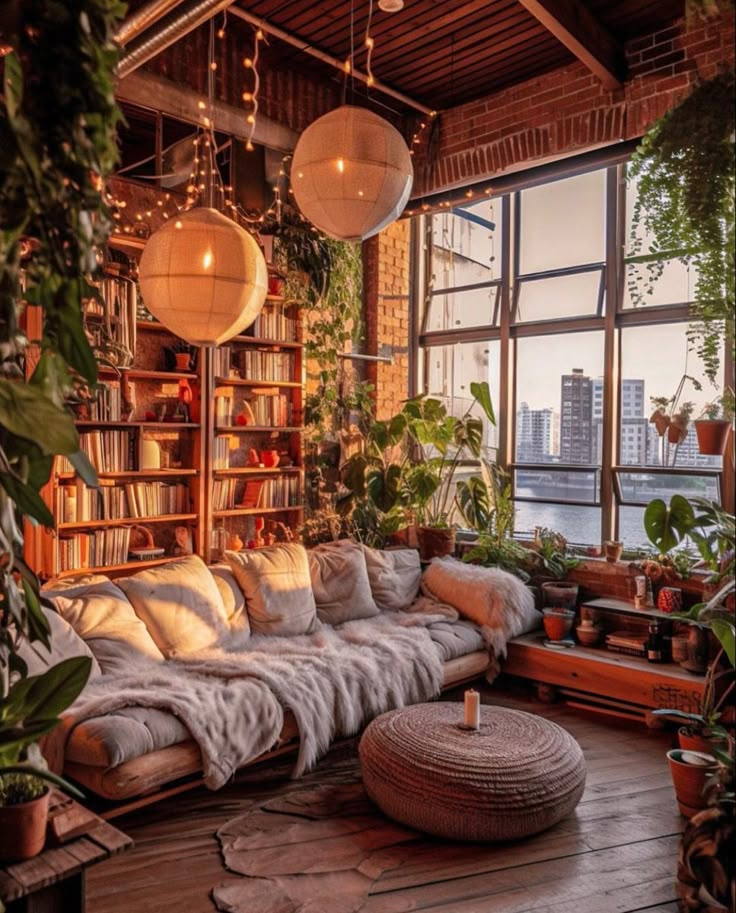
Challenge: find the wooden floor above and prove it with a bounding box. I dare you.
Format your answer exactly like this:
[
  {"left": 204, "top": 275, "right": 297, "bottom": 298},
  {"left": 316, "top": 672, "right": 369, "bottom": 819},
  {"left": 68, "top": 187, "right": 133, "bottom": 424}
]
[{"left": 86, "top": 682, "right": 684, "bottom": 913}]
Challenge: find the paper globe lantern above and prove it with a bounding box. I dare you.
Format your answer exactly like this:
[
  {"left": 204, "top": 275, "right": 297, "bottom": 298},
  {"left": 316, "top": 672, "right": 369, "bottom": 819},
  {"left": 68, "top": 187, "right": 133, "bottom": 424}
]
[
  {"left": 138, "top": 208, "right": 268, "bottom": 346},
  {"left": 291, "top": 105, "right": 413, "bottom": 242}
]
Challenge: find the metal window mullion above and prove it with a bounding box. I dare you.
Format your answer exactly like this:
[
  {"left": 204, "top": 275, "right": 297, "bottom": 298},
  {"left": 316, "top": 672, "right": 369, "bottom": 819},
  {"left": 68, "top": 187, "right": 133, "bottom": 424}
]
[
  {"left": 408, "top": 215, "right": 424, "bottom": 398},
  {"left": 499, "top": 193, "right": 513, "bottom": 468}
]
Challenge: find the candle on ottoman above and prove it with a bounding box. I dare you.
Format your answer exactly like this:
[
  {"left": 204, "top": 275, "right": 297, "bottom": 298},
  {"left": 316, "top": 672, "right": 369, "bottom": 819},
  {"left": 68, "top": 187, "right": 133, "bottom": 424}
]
[{"left": 464, "top": 689, "right": 480, "bottom": 729}]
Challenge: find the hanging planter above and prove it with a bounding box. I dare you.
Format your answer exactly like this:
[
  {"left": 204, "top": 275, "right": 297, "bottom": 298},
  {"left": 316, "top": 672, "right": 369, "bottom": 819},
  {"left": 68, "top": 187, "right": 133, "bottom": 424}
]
[{"left": 695, "top": 419, "right": 731, "bottom": 455}]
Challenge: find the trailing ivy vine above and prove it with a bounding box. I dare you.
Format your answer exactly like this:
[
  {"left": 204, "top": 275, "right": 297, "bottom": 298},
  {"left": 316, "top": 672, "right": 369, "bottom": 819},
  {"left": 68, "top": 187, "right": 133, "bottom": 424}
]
[
  {"left": 628, "top": 70, "right": 735, "bottom": 384},
  {"left": 0, "top": 1, "right": 123, "bottom": 769}
]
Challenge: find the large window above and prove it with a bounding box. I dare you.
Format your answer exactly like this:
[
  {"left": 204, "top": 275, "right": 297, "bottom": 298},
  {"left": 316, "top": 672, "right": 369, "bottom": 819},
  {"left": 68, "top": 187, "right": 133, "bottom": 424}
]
[{"left": 415, "top": 161, "right": 729, "bottom": 546}]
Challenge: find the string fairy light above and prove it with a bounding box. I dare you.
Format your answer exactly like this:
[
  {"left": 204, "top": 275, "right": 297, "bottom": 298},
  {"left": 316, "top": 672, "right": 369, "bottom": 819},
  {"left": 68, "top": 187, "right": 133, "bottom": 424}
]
[{"left": 243, "top": 26, "right": 266, "bottom": 152}]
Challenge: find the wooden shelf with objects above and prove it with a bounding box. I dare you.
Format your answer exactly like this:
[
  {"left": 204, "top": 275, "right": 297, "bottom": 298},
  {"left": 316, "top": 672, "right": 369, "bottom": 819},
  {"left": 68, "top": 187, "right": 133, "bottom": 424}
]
[
  {"left": 23, "top": 243, "right": 306, "bottom": 579},
  {"left": 206, "top": 281, "right": 305, "bottom": 559},
  {"left": 504, "top": 593, "right": 708, "bottom": 723}
]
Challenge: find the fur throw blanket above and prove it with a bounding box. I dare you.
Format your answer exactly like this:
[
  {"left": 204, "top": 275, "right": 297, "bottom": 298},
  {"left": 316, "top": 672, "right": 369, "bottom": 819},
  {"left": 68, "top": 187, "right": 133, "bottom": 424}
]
[
  {"left": 62, "top": 612, "right": 447, "bottom": 788},
  {"left": 420, "top": 557, "right": 540, "bottom": 657}
]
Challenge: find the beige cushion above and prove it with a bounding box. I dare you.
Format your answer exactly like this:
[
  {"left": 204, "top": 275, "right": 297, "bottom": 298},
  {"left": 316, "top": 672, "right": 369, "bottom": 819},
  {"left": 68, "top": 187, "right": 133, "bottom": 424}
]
[
  {"left": 308, "top": 542, "right": 379, "bottom": 625},
  {"left": 44, "top": 579, "right": 164, "bottom": 673},
  {"left": 210, "top": 564, "right": 250, "bottom": 635},
  {"left": 226, "top": 544, "right": 317, "bottom": 636},
  {"left": 117, "top": 555, "right": 229, "bottom": 657},
  {"left": 18, "top": 605, "right": 101, "bottom": 681},
  {"left": 363, "top": 547, "right": 422, "bottom": 612}
]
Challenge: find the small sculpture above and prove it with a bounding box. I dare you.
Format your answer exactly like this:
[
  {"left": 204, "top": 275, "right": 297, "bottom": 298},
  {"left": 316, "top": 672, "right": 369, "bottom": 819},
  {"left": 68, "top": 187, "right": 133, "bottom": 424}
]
[{"left": 173, "top": 525, "right": 193, "bottom": 556}]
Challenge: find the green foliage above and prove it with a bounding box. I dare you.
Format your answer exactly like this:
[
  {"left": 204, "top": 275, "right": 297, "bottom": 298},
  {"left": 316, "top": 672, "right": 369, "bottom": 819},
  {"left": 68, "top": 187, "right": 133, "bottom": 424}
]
[
  {"left": 535, "top": 527, "right": 580, "bottom": 580},
  {"left": 0, "top": 772, "right": 45, "bottom": 807},
  {"left": 463, "top": 537, "right": 532, "bottom": 583},
  {"left": 644, "top": 495, "right": 696, "bottom": 553},
  {"left": 1, "top": 1, "right": 123, "bottom": 786},
  {"left": 628, "top": 71, "right": 735, "bottom": 384}
]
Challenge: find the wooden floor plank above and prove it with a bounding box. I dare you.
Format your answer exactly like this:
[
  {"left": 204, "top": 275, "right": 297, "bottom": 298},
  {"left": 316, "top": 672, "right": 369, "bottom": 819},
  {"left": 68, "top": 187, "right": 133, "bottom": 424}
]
[{"left": 86, "top": 685, "right": 684, "bottom": 913}]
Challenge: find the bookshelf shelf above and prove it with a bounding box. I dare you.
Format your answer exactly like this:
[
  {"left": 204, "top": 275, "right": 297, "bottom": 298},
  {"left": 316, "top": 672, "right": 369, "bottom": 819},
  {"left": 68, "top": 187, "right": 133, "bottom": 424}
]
[
  {"left": 215, "top": 377, "right": 302, "bottom": 389},
  {"left": 231, "top": 336, "right": 304, "bottom": 349},
  {"left": 57, "top": 469, "right": 198, "bottom": 481},
  {"left": 97, "top": 367, "right": 198, "bottom": 381},
  {"left": 213, "top": 467, "right": 300, "bottom": 477},
  {"left": 73, "top": 421, "right": 200, "bottom": 430},
  {"left": 215, "top": 426, "right": 303, "bottom": 434},
  {"left": 58, "top": 513, "right": 197, "bottom": 531},
  {"left": 213, "top": 506, "right": 303, "bottom": 518}
]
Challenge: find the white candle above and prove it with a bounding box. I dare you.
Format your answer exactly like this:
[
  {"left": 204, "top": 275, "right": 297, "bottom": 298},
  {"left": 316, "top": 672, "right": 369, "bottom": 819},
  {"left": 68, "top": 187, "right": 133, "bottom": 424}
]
[{"left": 464, "top": 689, "right": 480, "bottom": 730}]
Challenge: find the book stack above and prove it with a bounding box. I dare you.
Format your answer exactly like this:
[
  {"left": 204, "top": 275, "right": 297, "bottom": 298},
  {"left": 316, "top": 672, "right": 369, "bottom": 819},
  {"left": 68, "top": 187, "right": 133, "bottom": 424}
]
[
  {"left": 57, "top": 480, "right": 189, "bottom": 522},
  {"left": 87, "top": 381, "right": 123, "bottom": 421},
  {"left": 212, "top": 478, "right": 238, "bottom": 511},
  {"left": 57, "top": 430, "right": 134, "bottom": 474},
  {"left": 238, "top": 349, "right": 295, "bottom": 382},
  {"left": 124, "top": 481, "right": 189, "bottom": 517},
  {"left": 57, "top": 527, "right": 132, "bottom": 571},
  {"left": 213, "top": 346, "right": 232, "bottom": 378},
  {"left": 604, "top": 630, "right": 647, "bottom": 657},
  {"left": 251, "top": 391, "right": 292, "bottom": 427},
  {"left": 240, "top": 477, "right": 299, "bottom": 509},
  {"left": 213, "top": 438, "right": 230, "bottom": 470},
  {"left": 251, "top": 307, "right": 296, "bottom": 342},
  {"left": 214, "top": 386, "right": 235, "bottom": 427},
  {"left": 85, "top": 272, "right": 137, "bottom": 367}
]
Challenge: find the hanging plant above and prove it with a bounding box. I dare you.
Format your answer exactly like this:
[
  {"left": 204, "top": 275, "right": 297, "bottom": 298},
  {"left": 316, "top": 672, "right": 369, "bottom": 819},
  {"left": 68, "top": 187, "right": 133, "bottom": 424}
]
[{"left": 628, "top": 69, "right": 735, "bottom": 384}]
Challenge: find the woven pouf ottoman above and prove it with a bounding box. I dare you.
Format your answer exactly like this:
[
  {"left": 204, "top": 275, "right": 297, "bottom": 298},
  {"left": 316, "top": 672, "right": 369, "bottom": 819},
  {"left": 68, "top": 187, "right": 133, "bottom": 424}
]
[{"left": 359, "top": 703, "right": 586, "bottom": 842}]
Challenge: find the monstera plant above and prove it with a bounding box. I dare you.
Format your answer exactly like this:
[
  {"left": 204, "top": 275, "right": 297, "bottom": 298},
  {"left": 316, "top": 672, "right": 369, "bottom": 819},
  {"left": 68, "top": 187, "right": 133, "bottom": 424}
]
[{"left": 0, "top": 0, "right": 123, "bottom": 858}]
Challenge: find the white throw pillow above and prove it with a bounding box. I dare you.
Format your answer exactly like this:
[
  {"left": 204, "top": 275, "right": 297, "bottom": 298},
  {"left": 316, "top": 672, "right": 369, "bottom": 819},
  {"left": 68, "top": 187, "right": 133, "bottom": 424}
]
[
  {"left": 210, "top": 564, "right": 251, "bottom": 635},
  {"left": 226, "top": 544, "right": 317, "bottom": 636},
  {"left": 44, "top": 578, "right": 164, "bottom": 673},
  {"left": 118, "top": 555, "right": 230, "bottom": 657},
  {"left": 308, "top": 541, "right": 379, "bottom": 625},
  {"left": 362, "top": 546, "right": 422, "bottom": 612},
  {"left": 17, "top": 605, "right": 101, "bottom": 680}
]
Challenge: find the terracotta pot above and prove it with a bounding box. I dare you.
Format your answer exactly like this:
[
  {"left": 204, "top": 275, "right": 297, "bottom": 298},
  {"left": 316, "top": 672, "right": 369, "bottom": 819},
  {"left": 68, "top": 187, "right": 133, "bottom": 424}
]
[
  {"left": 416, "top": 526, "right": 455, "bottom": 562},
  {"left": 670, "top": 633, "right": 690, "bottom": 664},
  {"left": 694, "top": 419, "right": 731, "bottom": 456},
  {"left": 668, "top": 420, "right": 689, "bottom": 445},
  {"left": 541, "top": 581, "right": 579, "bottom": 610},
  {"left": 0, "top": 789, "right": 49, "bottom": 863},
  {"left": 260, "top": 449, "right": 280, "bottom": 468},
  {"left": 603, "top": 540, "right": 623, "bottom": 563},
  {"left": 682, "top": 626, "right": 709, "bottom": 674},
  {"left": 174, "top": 352, "right": 192, "bottom": 371},
  {"left": 386, "top": 527, "right": 410, "bottom": 547},
  {"left": 678, "top": 728, "right": 726, "bottom": 756},
  {"left": 576, "top": 620, "right": 602, "bottom": 646},
  {"left": 650, "top": 411, "right": 670, "bottom": 436},
  {"left": 543, "top": 608, "right": 575, "bottom": 641},
  {"left": 667, "top": 749, "right": 717, "bottom": 817}
]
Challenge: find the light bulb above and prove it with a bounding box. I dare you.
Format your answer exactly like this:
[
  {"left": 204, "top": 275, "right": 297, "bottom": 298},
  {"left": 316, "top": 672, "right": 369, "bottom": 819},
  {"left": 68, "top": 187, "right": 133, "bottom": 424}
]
[{"left": 203, "top": 250, "right": 213, "bottom": 270}]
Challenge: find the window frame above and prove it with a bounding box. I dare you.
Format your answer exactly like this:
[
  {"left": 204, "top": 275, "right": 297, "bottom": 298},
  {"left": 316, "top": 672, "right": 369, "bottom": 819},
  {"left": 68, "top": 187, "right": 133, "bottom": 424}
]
[{"left": 412, "top": 157, "right": 732, "bottom": 546}]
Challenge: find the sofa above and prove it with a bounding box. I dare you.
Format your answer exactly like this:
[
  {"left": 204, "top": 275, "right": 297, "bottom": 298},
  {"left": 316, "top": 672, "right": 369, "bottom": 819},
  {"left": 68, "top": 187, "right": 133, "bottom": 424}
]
[{"left": 29, "top": 542, "right": 539, "bottom": 804}]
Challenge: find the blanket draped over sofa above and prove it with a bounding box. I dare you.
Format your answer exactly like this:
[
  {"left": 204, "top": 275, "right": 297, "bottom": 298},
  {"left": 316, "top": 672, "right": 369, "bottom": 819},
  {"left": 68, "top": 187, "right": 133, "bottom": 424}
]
[{"left": 61, "top": 612, "right": 449, "bottom": 788}]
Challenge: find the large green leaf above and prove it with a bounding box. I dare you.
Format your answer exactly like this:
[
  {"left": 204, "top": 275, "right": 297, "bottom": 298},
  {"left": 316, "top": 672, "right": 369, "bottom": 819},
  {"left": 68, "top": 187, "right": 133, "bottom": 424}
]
[
  {"left": 0, "top": 380, "right": 79, "bottom": 455},
  {"left": 643, "top": 495, "right": 695, "bottom": 553},
  {"left": 0, "top": 472, "right": 55, "bottom": 527},
  {"left": 68, "top": 450, "right": 98, "bottom": 489},
  {"left": 470, "top": 381, "right": 496, "bottom": 424},
  {"left": 710, "top": 618, "right": 735, "bottom": 668},
  {"left": 366, "top": 464, "right": 403, "bottom": 512},
  {"left": 15, "top": 657, "right": 92, "bottom": 725},
  {"left": 342, "top": 453, "right": 368, "bottom": 498},
  {"left": 456, "top": 476, "right": 491, "bottom": 533}
]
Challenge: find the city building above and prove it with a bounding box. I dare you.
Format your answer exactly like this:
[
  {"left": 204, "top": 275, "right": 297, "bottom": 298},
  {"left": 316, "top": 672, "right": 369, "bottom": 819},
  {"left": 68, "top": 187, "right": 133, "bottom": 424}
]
[{"left": 560, "top": 369, "right": 593, "bottom": 463}]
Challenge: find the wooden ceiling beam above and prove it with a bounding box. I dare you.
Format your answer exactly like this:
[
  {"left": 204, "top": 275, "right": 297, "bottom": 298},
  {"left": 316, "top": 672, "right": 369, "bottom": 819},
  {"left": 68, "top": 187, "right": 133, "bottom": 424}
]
[{"left": 515, "top": 0, "right": 625, "bottom": 89}]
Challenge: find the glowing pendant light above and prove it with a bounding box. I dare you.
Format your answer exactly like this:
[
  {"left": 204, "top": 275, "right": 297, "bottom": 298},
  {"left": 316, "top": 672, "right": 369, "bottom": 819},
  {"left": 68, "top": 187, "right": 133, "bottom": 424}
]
[
  {"left": 291, "top": 105, "right": 413, "bottom": 242},
  {"left": 138, "top": 207, "right": 268, "bottom": 346}
]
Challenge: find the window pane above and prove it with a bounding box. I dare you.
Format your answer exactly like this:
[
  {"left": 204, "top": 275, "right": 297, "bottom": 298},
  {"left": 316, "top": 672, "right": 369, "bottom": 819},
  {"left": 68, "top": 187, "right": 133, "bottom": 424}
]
[
  {"left": 618, "top": 471, "right": 719, "bottom": 505},
  {"left": 519, "top": 170, "right": 606, "bottom": 273},
  {"left": 514, "top": 270, "right": 602, "bottom": 322},
  {"left": 623, "top": 258, "right": 697, "bottom": 308},
  {"left": 516, "top": 468, "right": 599, "bottom": 503},
  {"left": 425, "top": 340, "right": 500, "bottom": 455},
  {"left": 619, "top": 324, "right": 722, "bottom": 469},
  {"left": 515, "top": 502, "right": 601, "bottom": 545},
  {"left": 431, "top": 199, "right": 502, "bottom": 290},
  {"left": 426, "top": 285, "right": 499, "bottom": 332},
  {"left": 516, "top": 332, "right": 604, "bottom": 464}
]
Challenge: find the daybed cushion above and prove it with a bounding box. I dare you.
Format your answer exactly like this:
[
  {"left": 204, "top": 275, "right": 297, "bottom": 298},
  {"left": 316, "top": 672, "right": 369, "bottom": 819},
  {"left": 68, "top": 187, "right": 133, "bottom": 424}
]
[
  {"left": 426, "top": 619, "right": 485, "bottom": 662},
  {"left": 18, "top": 605, "right": 101, "bottom": 680},
  {"left": 65, "top": 707, "right": 190, "bottom": 768},
  {"left": 210, "top": 564, "right": 251, "bottom": 635},
  {"left": 308, "top": 541, "right": 379, "bottom": 625},
  {"left": 118, "top": 555, "right": 230, "bottom": 657},
  {"left": 226, "top": 543, "right": 317, "bottom": 637},
  {"left": 43, "top": 577, "right": 164, "bottom": 674},
  {"left": 362, "top": 546, "right": 422, "bottom": 612}
]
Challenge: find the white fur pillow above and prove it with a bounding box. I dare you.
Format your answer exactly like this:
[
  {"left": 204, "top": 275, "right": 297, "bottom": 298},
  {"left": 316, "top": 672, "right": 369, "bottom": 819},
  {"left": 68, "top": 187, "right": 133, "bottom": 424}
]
[
  {"left": 210, "top": 564, "right": 251, "bottom": 635},
  {"left": 226, "top": 544, "right": 317, "bottom": 636},
  {"left": 118, "top": 555, "right": 229, "bottom": 657},
  {"left": 362, "top": 546, "right": 422, "bottom": 612},
  {"left": 421, "top": 557, "right": 541, "bottom": 656},
  {"left": 18, "top": 605, "right": 101, "bottom": 681},
  {"left": 308, "top": 541, "right": 379, "bottom": 625},
  {"left": 44, "top": 578, "right": 164, "bottom": 673}
]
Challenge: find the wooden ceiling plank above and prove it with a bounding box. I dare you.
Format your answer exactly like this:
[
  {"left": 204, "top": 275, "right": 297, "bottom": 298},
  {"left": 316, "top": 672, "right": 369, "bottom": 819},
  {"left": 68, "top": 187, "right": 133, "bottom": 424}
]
[{"left": 515, "top": 0, "right": 624, "bottom": 88}]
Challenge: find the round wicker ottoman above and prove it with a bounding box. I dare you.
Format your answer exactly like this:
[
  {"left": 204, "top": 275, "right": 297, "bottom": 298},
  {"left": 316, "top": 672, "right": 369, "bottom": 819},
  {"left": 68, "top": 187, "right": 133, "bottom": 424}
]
[{"left": 359, "top": 703, "right": 586, "bottom": 842}]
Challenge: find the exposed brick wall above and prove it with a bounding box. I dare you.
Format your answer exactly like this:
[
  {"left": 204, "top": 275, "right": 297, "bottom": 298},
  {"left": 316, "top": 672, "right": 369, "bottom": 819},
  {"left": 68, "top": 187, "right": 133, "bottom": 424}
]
[
  {"left": 362, "top": 220, "right": 411, "bottom": 420},
  {"left": 568, "top": 558, "right": 706, "bottom": 606},
  {"left": 411, "top": 10, "right": 735, "bottom": 200}
]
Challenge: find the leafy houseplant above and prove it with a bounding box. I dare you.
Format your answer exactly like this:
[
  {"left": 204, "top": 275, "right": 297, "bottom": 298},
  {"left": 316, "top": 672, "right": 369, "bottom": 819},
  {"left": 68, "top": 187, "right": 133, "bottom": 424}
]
[
  {"left": 649, "top": 374, "right": 702, "bottom": 464},
  {"left": 1, "top": 0, "right": 124, "bottom": 859},
  {"left": 628, "top": 70, "right": 735, "bottom": 387}
]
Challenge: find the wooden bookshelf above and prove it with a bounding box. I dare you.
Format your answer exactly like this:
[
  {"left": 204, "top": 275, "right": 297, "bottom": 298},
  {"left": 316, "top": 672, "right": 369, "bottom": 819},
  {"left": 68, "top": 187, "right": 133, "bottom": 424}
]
[{"left": 24, "top": 249, "right": 305, "bottom": 578}]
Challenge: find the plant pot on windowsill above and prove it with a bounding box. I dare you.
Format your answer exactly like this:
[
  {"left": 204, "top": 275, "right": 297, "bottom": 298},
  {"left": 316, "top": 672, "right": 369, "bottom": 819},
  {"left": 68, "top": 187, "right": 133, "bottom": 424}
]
[
  {"left": 0, "top": 786, "right": 50, "bottom": 863},
  {"left": 694, "top": 419, "right": 731, "bottom": 456},
  {"left": 678, "top": 727, "right": 727, "bottom": 757},
  {"left": 416, "top": 526, "right": 455, "bottom": 562},
  {"left": 667, "top": 749, "right": 718, "bottom": 817},
  {"left": 541, "top": 581, "right": 579, "bottom": 611}
]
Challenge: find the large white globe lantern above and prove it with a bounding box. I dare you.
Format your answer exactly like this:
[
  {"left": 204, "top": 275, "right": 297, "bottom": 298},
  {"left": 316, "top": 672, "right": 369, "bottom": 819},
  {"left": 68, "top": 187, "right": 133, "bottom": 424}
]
[
  {"left": 291, "top": 105, "right": 413, "bottom": 242},
  {"left": 138, "top": 208, "right": 268, "bottom": 346}
]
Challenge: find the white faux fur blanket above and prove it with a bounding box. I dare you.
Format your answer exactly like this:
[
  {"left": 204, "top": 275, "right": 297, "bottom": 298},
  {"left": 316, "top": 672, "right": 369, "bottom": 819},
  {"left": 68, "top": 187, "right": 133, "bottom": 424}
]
[
  {"left": 62, "top": 612, "right": 447, "bottom": 788},
  {"left": 420, "top": 557, "right": 541, "bottom": 658}
]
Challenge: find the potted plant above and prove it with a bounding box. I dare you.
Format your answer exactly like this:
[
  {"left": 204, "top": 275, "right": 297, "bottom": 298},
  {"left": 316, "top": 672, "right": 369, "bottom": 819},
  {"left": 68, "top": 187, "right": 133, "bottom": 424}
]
[
  {"left": 694, "top": 388, "right": 735, "bottom": 456},
  {"left": 1, "top": 0, "right": 123, "bottom": 861},
  {"left": 668, "top": 401, "right": 696, "bottom": 445}
]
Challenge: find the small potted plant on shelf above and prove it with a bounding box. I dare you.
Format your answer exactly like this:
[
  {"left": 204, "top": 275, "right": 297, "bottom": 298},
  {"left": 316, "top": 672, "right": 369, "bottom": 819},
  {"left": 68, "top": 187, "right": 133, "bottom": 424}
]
[{"left": 694, "top": 388, "right": 735, "bottom": 456}]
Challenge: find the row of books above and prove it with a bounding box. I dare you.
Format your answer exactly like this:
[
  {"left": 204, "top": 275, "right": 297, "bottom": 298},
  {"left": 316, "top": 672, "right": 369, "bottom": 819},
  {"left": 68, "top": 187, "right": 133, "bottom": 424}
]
[
  {"left": 211, "top": 477, "right": 300, "bottom": 511},
  {"left": 84, "top": 381, "right": 124, "bottom": 422},
  {"left": 57, "top": 481, "right": 190, "bottom": 523},
  {"left": 85, "top": 273, "right": 138, "bottom": 369},
  {"left": 57, "top": 430, "right": 134, "bottom": 474},
  {"left": 214, "top": 389, "right": 293, "bottom": 427},
  {"left": 236, "top": 349, "right": 295, "bottom": 382},
  {"left": 213, "top": 438, "right": 231, "bottom": 471},
  {"left": 250, "top": 308, "right": 297, "bottom": 342},
  {"left": 57, "top": 527, "right": 132, "bottom": 572},
  {"left": 212, "top": 478, "right": 238, "bottom": 511},
  {"left": 249, "top": 394, "right": 293, "bottom": 427}
]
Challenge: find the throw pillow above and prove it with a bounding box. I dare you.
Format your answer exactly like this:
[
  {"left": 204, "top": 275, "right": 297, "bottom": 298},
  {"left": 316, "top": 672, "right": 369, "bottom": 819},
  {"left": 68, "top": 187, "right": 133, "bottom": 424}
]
[
  {"left": 362, "top": 546, "right": 422, "bottom": 612},
  {"left": 210, "top": 564, "right": 251, "bottom": 635},
  {"left": 17, "top": 605, "right": 102, "bottom": 680},
  {"left": 307, "top": 541, "right": 379, "bottom": 625},
  {"left": 225, "top": 543, "right": 317, "bottom": 636},
  {"left": 118, "top": 555, "right": 230, "bottom": 657},
  {"left": 44, "top": 578, "right": 164, "bottom": 673}
]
